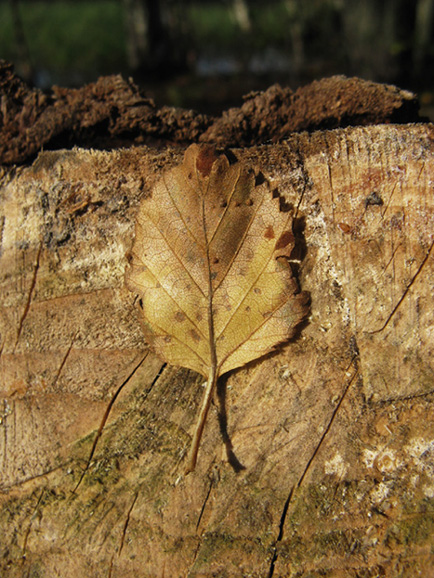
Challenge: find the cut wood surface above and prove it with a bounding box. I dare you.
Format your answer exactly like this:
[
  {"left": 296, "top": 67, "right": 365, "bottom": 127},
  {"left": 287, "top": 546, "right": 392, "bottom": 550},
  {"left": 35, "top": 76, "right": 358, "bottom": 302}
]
[{"left": 1, "top": 124, "right": 434, "bottom": 577}]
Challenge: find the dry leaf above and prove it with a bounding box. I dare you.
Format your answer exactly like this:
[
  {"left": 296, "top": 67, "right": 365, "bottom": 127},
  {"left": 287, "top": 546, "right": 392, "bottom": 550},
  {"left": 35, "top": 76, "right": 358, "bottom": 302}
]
[{"left": 126, "top": 144, "right": 309, "bottom": 471}]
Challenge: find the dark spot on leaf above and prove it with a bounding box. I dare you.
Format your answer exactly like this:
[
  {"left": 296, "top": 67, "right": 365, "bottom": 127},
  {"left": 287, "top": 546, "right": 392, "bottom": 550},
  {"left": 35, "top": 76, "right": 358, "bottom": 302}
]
[
  {"left": 220, "top": 200, "right": 227, "bottom": 208},
  {"left": 175, "top": 311, "right": 186, "bottom": 322},
  {"left": 338, "top": 222, "right": 352, "bottom": 233},
  {"left": 254, "top": 287, "right": 261, "bottom": 294},
  {"left": 196, "top": 312, "right": 203, "bottom": 322},
  {"left": 196, "top": 146, "right": 217, "bottom": 177},
  {"left": 275, "top": 231, "right": 294, "bottom": 250},
  {"left": 246, "top": 198, "right": 254, "bottom": 206},
  {"left": 213, "top": 257, "right": 219, "bottom": 264},
  {"left": 188, "top": 172, "right": 193, "bottom": 180},
  {"left": 245, "top": 306, "right": 251, "bottom": 312},
  {"left": 190, "top": 329, "right": 201, "bottom": 343},
  {"left": 164, "top": 335, "right": 172, "bottom": 343},
  {"left": 264, "top": 225, "right": 275, "bottom": 239},
  {"left": 211, "top": 272, "right": 217, "bottom": 280},
  {"left": 134, "top": 264, "right": 147, "bottom": 274}
]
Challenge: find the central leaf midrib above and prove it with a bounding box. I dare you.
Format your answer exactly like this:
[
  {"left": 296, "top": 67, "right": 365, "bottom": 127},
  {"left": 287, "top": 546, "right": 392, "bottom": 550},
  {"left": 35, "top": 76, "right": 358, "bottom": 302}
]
[
  {"left": 201, "top": 186, "right": 218, "bottom": 372},
  {"left": 211, "top": 181, "right": 265, "bottom": 293}
]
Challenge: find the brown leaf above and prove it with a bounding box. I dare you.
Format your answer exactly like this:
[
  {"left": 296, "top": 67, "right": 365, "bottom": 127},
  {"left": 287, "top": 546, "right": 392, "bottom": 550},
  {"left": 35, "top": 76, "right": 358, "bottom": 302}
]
[{"left": 126, "top": 144, "right": 309, "bottom": 471}]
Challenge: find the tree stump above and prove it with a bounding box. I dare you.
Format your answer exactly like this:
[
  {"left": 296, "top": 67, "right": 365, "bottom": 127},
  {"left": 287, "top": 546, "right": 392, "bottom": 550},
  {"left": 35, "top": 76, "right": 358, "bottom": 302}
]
[{"left": 1, "top": 69, "right": 434, "bottom": 577}]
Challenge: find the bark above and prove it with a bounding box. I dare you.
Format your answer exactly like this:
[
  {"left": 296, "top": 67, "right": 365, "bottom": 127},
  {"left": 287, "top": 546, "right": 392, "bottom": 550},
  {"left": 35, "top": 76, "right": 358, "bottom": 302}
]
[
  {"left": 1, "top": 120, "right": 434, "bottom": 576},
  {"left": 0, "top": 60, "right": 421, "bottom": 166}
]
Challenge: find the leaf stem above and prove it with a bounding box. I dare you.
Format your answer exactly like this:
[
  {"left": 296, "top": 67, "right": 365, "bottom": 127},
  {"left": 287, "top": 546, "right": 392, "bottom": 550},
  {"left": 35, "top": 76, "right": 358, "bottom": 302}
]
[
  {"left": 185, "top": 365, "right": 218, "bottom": 474},
  {"left": 184, "top": 182, "right": 219, "bottom": 474}
]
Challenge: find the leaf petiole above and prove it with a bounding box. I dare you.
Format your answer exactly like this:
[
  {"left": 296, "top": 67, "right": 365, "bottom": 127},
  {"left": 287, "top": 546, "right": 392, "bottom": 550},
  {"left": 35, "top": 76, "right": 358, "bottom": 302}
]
[{"left": 185, "top": 364, "right": 219, "bottom": 473}]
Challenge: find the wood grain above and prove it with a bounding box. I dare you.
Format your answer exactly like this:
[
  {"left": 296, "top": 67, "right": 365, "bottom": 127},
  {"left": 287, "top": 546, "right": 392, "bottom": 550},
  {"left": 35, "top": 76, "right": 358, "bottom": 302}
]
[{"left": 1, "top": 125, "right": 434, "bottom": 577}]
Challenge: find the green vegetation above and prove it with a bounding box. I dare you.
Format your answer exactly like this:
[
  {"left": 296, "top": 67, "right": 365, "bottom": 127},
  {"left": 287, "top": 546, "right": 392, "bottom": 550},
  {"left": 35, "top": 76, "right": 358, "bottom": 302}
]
[
  {"left": 0, "top": 1, "right": 127, "bottom": 84},
  {"left": 1, "top": 0, "right": 432, "bottom": 102},
  {"left": 0, "top": 0, "right": 342, "bottom": 85}
]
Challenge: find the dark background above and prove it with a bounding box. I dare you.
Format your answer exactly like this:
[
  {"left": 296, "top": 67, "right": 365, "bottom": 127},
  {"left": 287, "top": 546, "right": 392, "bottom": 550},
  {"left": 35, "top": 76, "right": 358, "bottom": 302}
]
[{"left": 3, "top": 0, "right": 434, "bottom": 115}]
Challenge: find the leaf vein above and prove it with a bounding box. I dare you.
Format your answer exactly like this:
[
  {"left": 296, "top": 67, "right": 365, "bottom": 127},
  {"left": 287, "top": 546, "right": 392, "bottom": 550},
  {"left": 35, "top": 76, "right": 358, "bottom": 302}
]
[
  {"left": 207, "top": 168, "right": 242, "bottom": 245},
  {"left": 134, "top": 258, "right": 208, "bottom": 341},
  {"left": 213, "top": 185, "right": 267, "bottom": 292},
  {"left": 142, "top": 317, "right": 208, "bottom": 368},
  {"left": 217, "top": 278, "right": 295, "bottom": 371},
  {"left": 162, "top": 172, "right": 204, "bottom": 249},
  {"left": 141, "top": 210, "right": 207, "bottom": 299},
  {"left": 215, "top": 210, "right": 292, "bottom": 341}
]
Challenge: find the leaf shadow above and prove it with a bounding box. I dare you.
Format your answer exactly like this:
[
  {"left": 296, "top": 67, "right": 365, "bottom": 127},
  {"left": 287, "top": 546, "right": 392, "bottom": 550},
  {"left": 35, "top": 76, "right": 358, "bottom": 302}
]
[
  {"left": 291, "top": 215, "right": 308, "bottom": 263},
  {"left": 216, "top": 373, "right": 246, "bottom": 473},
  {"left": 213, "top": 210, "right": 310, "bottom": 474}
]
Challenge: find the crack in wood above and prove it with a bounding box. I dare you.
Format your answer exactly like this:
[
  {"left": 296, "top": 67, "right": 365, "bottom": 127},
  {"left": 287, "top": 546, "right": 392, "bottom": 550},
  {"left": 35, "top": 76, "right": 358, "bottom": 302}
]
[
  {"left": 297, "top": 360, "right": 358, "bottom": 488},
  {"left": 381, "top": 243, "right": 402, "bottom": 276},
  {"left": 73, "top": 353, "right": 151, "bottom": 493},
  {"left": 184, "top": 464, "right": 221, "bottom": 576},
  {"left": 186, "top": 540, "right": 202, "bottom": 578},
  {"left": 14, "top": 241, "right": 42, "bottom": 351},
  {"left": 107, "top": 554, "right": 115, "bottom": 578},
  {"left": 21, "top": 488, "right": 45, "bottom": 560},
  {"left": 267, "top": 356, "right": 359, "bottom": 578},
  {"left": 372, "top": 387, "right": 434, "bottom": 406},
  {"left": 118, "top": 492, "right": 138, "bottom": 557},
  {"left": 267, "top": 485, "right": 294, "bottom": 578},
  {"left": 51, "top": 331, "right": 78, "bottom": 389},
  {"left": 195, "top": 477, "right": 214, "bottom": 532},
  {"left": 1, "top": 463, "right": 69, "bottom": 492},
  {"left": 368, "top": 239, "right": 434, "bottom": 334},
  {"left": 36, "top": 286, "right": 116, "bottom": 305}
]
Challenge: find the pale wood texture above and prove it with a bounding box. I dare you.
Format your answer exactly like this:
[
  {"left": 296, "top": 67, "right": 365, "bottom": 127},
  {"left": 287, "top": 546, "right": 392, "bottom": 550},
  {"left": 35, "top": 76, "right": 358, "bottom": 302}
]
[{"left": 1, "top": 124, "right": 434, "bottom": 577}]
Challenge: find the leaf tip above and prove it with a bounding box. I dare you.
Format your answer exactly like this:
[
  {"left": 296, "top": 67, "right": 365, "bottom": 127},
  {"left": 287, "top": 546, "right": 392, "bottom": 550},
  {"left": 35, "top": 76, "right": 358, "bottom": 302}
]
[{"left": 193, "top": 145, "right": 219, "bottom": 178}]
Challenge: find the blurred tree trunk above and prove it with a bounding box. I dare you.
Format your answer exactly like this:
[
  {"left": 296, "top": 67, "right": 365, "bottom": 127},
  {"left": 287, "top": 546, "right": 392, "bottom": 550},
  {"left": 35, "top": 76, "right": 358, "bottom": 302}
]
[
  {"left": 232, "top": 0, "right": 251, "bottom": 32},
  {"left": 8, "top": 0, "right": 33, "bottom": 83},
  {"left": 341, "top": 0, "right": 388, "bottom": 79},
  {"left": 340, "top": 0, "right": 416, "bottom": 83},
  {"left": 122, "top": 0, "right": 148, "bottom": 71},
  {"left": 285, "top": 0, "right": 306, "bottom": 82},
  {"left": 413, "top": 0, "right": 434, "bottom": 74},
  {"left": 122, "top": 0, "right": 181, "bottom": 74}
]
